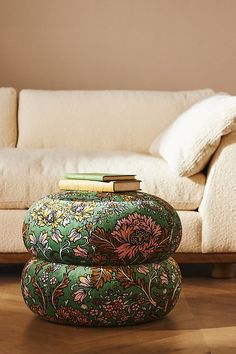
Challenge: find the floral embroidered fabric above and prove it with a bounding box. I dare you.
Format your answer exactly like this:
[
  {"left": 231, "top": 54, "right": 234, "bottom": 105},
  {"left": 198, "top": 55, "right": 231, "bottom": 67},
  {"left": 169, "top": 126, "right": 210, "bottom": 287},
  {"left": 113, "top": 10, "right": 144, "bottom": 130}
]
[
  {"left": 23, "top": 191, "right": 182, "bottom": 266},
  {"left": 21, "top": 191, "right": 182, "bottom": 326},
  {"left": 21, "top": 257, "right": 181, "bottom": 326}
]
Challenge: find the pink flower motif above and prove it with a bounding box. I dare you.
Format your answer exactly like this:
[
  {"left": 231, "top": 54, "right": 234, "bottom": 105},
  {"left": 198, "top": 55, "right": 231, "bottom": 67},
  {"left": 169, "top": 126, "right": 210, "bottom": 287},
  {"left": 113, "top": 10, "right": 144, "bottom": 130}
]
[
  {"left": 113, "top": 298, "right": 125, "bottom": 310},
  {"left": 29, "top": 233, "right": 37, "bottom": 245},
  {"left": 73, "top": 289, "right": 87, "bottom": 303},
  {"left": 89, "top": 308, "right": 99, "bottom": 316},
  {"left": 105, "top": 304, "right": 113, "bottom": 312},
  {"left": 73, "top": 246, "right": 88, "bottom": 258},
  {"left": 69, "top": 228, "right": 82, "bottom": 242},
  {"left": 79, "top": 275, "right": 91, "bottom": 287},
  {"left": 111, "top": 213, "right": 162, "bottom": 261},
  {"left": 137, "top": 265, "right": 149, "bottom": 275},
  {"left": 135, "top": 310, "right": 145, "bottom": 320},
  {"left": 30, "top": 247, "right": 37, "bottom": 256},
  {"left": 39, "top": 232, "right": 48, "bottom": 247},
  {"left": 161, "top": 272, "right": 168, "bottom": 285},
  {"left": 153, "top": 264, "right": 161, "bottom": 271},
  {"left": 51, "top": 230, "right": 63, "bottom": 243},
  {"left": 131, "top": 303, "right": 139, "bottom": 311},
  {"left": 120, "top": 312, "right": 128, "bottom": 322}
]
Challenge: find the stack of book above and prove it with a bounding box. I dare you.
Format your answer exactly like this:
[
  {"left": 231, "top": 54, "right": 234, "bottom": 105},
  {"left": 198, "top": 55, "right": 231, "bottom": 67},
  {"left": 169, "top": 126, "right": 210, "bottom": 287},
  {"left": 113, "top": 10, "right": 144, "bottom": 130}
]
[{"left": 58, "top": 173, "right": 141, "bottom": 192}]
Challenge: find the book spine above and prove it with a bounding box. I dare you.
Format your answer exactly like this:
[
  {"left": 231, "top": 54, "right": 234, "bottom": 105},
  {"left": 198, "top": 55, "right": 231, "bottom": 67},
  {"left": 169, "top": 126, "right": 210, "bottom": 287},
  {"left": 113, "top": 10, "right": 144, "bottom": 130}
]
[
  {"left": 64, "top": 174, "right": 103, "bottom": 181},
  {"left": 59, "top": 179, "right": 114, "bottom": 192}
]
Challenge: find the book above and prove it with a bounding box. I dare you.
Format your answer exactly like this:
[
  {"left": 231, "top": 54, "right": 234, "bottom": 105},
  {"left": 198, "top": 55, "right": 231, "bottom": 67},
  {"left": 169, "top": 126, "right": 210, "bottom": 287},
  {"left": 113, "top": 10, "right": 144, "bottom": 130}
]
[
  {"left": 64, "top": 172, "right": 136, "bottom": 182},
  {"left": 58, "top": 179, "right": 141, "bottom": 192}
]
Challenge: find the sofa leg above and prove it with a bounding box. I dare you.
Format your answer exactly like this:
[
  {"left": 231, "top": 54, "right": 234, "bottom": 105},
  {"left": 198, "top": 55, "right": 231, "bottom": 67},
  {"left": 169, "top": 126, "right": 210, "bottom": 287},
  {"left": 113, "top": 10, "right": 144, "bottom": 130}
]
[{"left": 211, "top": 263, "right": 235, "bottom": 278}]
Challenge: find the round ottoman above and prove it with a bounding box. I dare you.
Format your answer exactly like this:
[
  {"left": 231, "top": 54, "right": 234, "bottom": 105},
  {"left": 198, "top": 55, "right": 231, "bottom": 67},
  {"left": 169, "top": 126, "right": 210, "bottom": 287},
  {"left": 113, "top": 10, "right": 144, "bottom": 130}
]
[
  {"left": 21, "top": 257, "right": 181, "bottom": 327},
  {"left": 22, "top": 191, "right": 182, "bottom": 265},
  {"left": 21, "top": 191, "right": 182, "bottom": 326}
]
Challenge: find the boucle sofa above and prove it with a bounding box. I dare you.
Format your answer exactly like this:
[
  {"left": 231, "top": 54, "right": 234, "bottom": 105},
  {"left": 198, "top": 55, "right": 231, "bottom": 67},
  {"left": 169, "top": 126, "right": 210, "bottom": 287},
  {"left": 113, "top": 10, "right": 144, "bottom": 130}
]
[{"left": 0, "top": 87, "right": 235, "bottom": 277}]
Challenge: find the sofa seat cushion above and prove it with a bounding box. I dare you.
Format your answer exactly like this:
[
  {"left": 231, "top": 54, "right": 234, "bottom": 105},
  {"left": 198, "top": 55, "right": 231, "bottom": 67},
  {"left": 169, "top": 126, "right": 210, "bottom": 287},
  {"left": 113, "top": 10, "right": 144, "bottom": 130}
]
[{"left": 0, "top": 148, "right": 205, "bottom": 210}]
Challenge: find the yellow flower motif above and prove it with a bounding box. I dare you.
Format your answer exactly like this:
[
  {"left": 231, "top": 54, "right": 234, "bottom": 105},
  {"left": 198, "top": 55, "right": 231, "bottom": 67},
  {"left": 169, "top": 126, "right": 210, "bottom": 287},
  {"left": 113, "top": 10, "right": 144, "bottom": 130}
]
[
  {"left": 31, "top": 200, "right": 71, "bottom": 229},
  {"left": 73, "top": 202, "right": 96, "bottom": 222}
]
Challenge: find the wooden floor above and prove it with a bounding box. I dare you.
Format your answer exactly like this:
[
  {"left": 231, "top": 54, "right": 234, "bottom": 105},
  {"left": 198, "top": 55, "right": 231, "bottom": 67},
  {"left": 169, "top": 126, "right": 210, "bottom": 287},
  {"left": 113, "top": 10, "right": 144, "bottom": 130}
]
[{"left": 0, "top": 265, "right": 236, "bottom": 354}]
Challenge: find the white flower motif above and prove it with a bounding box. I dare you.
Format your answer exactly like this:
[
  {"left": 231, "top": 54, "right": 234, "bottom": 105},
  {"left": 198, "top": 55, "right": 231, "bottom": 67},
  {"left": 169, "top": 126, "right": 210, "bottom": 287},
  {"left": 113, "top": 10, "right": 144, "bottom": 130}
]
[
  {"left": 62, "top": 217, "right": 70, "bottom": 227},
  {"left": 42, "top": 272, "right": 49, "bottom": 283},
  {"left": 29, "top": 233, "right": 37, "bottom": 245},
  {"left": 68, "top": 228, "right": 82, "bottom": 242},
  {"left": 39, "top": 232, "right": 48, "bottom": 247},
  {"left": 51, "top": 230, "right": 63, "bottom": 243},
  {"left": 50, "top": 276, "right": 57, "bottom": 285}
]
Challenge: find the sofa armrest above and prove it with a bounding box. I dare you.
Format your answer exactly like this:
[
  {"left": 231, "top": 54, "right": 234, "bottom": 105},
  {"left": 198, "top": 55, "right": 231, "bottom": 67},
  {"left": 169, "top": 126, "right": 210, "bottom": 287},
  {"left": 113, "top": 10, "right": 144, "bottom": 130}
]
[{"left": 199, "top": 131, "right": 236, "bottom": 253}]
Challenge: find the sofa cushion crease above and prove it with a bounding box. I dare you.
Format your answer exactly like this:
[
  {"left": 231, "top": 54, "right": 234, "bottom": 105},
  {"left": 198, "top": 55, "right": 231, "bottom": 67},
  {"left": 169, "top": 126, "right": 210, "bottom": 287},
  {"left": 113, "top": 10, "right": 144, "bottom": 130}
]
[{"left": 0, "top": 147, "right": 205, "bottom": 211}]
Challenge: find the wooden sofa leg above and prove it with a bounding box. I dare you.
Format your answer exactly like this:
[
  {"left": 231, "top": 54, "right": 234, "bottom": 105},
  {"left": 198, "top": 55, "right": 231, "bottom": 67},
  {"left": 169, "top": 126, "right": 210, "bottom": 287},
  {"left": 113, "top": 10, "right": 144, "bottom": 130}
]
[{"left": 211, "top": 263, "right": 235, "bottom": 278}]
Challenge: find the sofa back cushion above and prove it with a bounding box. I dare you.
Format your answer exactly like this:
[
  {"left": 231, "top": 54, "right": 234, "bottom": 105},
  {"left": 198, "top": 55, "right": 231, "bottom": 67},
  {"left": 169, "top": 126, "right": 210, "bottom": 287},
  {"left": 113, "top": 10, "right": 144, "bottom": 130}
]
[
  {"left": 17, "top": 89, "right": 214, "bottom": 152},
  {"left": 0, "top": 88, "right": 17, "bottom": 147}
]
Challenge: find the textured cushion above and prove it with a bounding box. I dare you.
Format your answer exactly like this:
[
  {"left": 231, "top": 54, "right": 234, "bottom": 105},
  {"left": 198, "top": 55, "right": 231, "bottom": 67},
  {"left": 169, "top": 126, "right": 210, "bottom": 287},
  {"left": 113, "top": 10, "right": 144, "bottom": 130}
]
[
  {"left": 0, "top": 87, "right": 17, "bottom": 147},
  {"left": 176, "top": 211, "right": 202, "bottom": 253},
  {"left": 0, "top": 210, "right": 27, "bottom": 252},
  {"left": 23, "top": 191, "right": 182, "bottom": 265},
  {"left": 0, "top": 210, "right": 201, "bottom": 254},
  {"left": 17, "top": 89, "right": 214, "bottom": 152},
  {"left": 0, "top": 148, "right": 205, "bottom": 210},
  {"left": 199, "top": 131, "right": 236, "bottom": 253},
  {"left": 149, "top": 94, "right": 236, "bottom": 176},
  {"left": 21, "top": 257, "right": 181, "bottom": 326}
]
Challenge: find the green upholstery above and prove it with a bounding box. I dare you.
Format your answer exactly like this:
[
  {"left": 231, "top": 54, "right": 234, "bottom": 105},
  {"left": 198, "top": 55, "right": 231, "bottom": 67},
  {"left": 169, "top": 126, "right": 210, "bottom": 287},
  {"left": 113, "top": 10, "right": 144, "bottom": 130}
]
[
  {"left": 21, "top": 191, "right": 182, "bottom": 326},
  {"left": 21, "top": 257, "right": 181, "bottom": 326},
  {"left": 23, "top": 191, "right": 182, "bottom": 265}
]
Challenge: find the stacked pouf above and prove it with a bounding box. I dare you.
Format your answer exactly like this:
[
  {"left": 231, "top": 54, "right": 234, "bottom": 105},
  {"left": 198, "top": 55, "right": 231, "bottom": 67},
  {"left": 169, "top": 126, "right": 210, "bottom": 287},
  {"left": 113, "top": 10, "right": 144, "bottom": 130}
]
[{"left": 21, "top": 191, "right": 182, "bottom": 326}]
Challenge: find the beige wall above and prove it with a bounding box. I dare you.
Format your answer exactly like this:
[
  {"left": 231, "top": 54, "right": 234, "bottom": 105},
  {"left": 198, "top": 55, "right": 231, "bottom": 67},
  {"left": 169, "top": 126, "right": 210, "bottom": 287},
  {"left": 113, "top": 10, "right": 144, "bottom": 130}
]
[{"left": 0, "top": 0, "right": 236, "bottom": 94}]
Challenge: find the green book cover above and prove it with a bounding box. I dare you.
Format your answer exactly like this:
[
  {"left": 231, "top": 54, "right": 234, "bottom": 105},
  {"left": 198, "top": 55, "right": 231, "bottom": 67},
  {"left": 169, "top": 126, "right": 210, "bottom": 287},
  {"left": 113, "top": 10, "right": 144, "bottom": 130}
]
[{"left": 64, "top": 173, "right": 136, "bottom": 182}]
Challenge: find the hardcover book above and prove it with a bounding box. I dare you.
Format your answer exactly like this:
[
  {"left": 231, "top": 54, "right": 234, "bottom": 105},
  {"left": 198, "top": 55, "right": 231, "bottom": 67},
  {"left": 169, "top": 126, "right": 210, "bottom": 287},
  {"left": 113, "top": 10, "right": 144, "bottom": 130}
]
[
  {"left": 64, "top": 173, "right": 136, "bottom": 182},
  {"left": 58, "top": 179, "right": 141, "bottom": 192}
]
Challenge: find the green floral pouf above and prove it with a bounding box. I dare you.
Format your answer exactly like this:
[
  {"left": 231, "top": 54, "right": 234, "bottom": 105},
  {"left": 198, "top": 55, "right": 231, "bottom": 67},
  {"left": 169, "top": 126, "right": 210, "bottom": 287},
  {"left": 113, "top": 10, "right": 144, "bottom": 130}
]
[
  {"left": 23, "top": 191, "right": 182, "bottom": 265},
  {"left": 21, "top": 191, "right": 182, "bottom": 326},
  {"left": 21, "top": 257, "right": 181, "bottom": 327}
]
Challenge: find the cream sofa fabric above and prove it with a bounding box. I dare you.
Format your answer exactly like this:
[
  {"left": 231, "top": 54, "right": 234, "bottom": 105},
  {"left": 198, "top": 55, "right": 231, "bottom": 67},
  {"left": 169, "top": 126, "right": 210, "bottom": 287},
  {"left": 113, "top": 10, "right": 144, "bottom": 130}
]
[
  {"left": 199, "top": 131, "right": 236, "bottom": 252},
  {"left": 17, "top": 89, "right": 214, "bottom": 152},
  {"left": 176, "top": 211, "right": 202, "bottom": 253},
  {"left": 149, "top": 94, "right": 236, "bottom": 177},
  {"left": 0, "top": 88, "right": 17, "bottom": 147},
  {"left": 0, "top": 148, "right": 205, "bottom": 210},
  {"left": 0, "top": 209, "right": 201, "bottom": 253},
  {"left": 0, "top": 210, "right": 27, "bottom": 252}
]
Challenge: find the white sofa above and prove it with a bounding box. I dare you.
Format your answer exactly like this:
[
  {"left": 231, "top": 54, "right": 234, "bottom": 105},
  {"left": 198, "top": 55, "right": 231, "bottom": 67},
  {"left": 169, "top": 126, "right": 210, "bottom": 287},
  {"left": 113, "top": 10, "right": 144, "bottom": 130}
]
[{"left": 0, "top": 88, "right": 235, "bottom": 276}]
